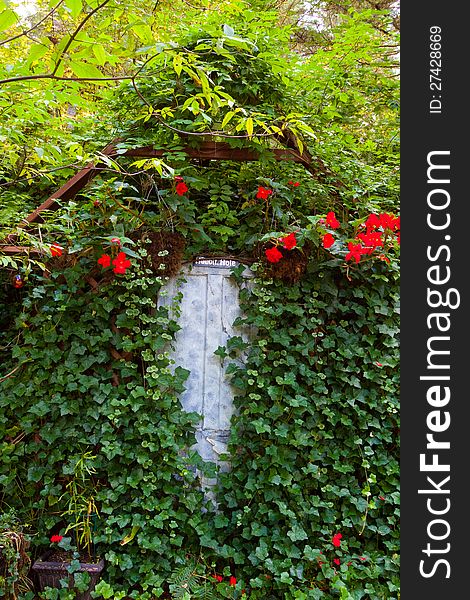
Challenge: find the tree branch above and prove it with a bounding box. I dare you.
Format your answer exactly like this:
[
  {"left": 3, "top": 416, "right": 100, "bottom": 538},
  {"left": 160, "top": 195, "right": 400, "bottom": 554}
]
[
  {"left": 51, "top": 0, "right": 111, "bottom": 76},
  {"left": 0, "top": 365, "right": 21, "bottom": 383},
  {"left": 0, "top": 73, "right": 133, "bottom": 85},
  {"left": 0, "top": 1, "right": 65, "bottom": 47}
]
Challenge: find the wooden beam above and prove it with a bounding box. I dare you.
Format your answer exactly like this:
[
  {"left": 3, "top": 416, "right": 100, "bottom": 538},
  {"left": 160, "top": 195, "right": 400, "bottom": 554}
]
[
  {"left": 120, "top": 142, "right": 310, "bottom": 165},
  {"left": 2, "top": 140, "right": 317, "bottom": 255},
  {"left": 21, "top": 142, "right": 118, "bottom": 226},
  {"left": 22, "top": 165, "right": 100, "bottom": 225},
  {"left": 18, "top": 141, "right": 313, "bottom": 229},
  {"left": 0, "top": 246, "right": 42, "bottom": 255}
]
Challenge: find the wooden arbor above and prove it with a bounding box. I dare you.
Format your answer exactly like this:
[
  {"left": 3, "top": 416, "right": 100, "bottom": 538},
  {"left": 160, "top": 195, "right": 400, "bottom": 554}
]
[{"left": 2, "top": 137, "right": 342, "bottom": 255}]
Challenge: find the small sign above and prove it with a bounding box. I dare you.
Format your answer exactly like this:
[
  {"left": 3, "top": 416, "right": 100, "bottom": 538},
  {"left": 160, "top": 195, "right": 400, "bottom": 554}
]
[{"left": 194, "top": 257, "right": 238, "bottom": 267}]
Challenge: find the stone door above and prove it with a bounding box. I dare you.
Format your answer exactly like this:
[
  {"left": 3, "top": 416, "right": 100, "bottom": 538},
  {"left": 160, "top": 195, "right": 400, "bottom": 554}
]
[{"left": 159, "top": 259, "right": 252, "bottom": 471}]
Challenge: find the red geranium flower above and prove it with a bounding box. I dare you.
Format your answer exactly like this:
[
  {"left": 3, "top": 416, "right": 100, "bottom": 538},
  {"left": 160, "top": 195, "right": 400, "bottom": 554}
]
[
  {"left": 333, "top": 558, "right": 340, "bottom": 566},
  {"left": 345, "top": 242, "right": 364, "bottom": 263},
  {"left": 50, "top": 535, "right": 63, "bottom": 543},
  {"left": 212, "top": 574, "right": 223, "bottom": 582},
  {"left": 112, "top": 252, "right": 132, "bottom": 274},
  {"left": 365, "top": 213, "right": 381, "bottom": 231},
  {"left": 229, "top": 576, "right": 237, "bottom": 586},
  {"left": 288, "top": 181, "right": 300, "bottom": 187},
  {"left": 322, "top": 233, "right": 335, "bottom": 249},
  {"left": 332, "top": 533, "right": 342, "bottom": 547},
  {"left": 256, "top": 186, "right": 272, "bottom": 200},
  {"left": 175, "top": 181, "right": 189, "bottom": 196},
  {"left": 50, "top": 244, "right": 64, "bottom": 257},
  {"left": 281, "top": 232, "right": 297, "bottom": 250},
  {"left": 356, "top": 231, "right": 383, "bottom": 254},
  {"left": 326, "top": 211, "right": 340, "bottom": 229},
  {"left": 98, "top": 254, "right": 111, "bottom": 268},
  {"left": 379, "top": 213, "right": 396, "bottom": 230},
  {"left": 265, "top": 246, "right": 283, "bottom": 263}
]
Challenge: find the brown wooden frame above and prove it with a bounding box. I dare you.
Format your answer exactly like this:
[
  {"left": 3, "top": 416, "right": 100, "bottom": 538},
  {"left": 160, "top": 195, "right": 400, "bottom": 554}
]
[{"left": 2, "top": 137, "right": 340, "bottom": 255}]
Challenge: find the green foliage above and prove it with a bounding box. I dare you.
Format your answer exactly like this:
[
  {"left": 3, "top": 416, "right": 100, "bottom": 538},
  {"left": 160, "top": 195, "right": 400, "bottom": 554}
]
[
  {"left": 59, "top": 451, "right": 99, "bottom": 555},
  {"left": 211, "top": 263, "right": 400, "bottom": 598},
  {"left": 0, "top": 241, "right": 216, "bottom": 596},
  {"left": 0, "top": 509, "right": 32, "bottom": 598},
  {"left": 0, "top": 206, "right": 399, "bottom": 598},
  {"left": 0, "top": 4, "right": 399, "bottom": 598}
]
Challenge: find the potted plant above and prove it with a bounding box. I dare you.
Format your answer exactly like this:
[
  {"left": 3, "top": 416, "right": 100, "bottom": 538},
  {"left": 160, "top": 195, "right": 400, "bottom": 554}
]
[{"left": 31, "top": 452, "right": 104, "bottom": 600}]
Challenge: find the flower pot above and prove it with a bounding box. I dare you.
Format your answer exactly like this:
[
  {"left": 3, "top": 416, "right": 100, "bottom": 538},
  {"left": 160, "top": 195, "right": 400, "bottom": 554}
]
[{"left": 31, "top": 550, "right": 105, "bottom": 600}]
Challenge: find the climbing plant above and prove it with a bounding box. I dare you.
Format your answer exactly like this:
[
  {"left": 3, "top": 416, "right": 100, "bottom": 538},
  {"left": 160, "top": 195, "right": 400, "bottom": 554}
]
[
  {"left": 0, "top": 13, "right": 399, "bottom": 600},
  {"left": 213, "top": 260, "right": 400, "bottom": 598}
]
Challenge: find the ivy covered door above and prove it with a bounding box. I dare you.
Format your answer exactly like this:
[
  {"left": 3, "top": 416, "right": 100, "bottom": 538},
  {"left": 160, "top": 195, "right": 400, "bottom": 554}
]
[{"left": 159, "top": 259, "right": 251, "bottom": 471}]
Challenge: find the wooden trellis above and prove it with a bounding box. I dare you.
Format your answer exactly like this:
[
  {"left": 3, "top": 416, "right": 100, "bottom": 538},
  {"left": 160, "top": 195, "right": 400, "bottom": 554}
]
[{"left": 2, "top": 137, "right": 342, "bottom": 255}]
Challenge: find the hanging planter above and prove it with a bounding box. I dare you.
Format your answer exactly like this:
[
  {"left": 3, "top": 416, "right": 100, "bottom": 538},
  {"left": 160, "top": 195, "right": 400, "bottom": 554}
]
[
  {"left": 259, "top": 240, "right": 312, "bottom": 284},
  {"left": 142, "top": 229, "right": 186, "bottom": 278},
  {"left": 31, "top": 550, "right": 105, "bottom": 600}
]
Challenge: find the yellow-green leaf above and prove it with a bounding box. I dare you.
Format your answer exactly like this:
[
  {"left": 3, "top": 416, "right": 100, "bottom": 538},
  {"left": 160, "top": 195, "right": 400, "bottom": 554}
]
[
  {"left": 0, "top": 8, "right": 17, "bottom": 32},
  {"left": 221, "top": 111, "right": 235, "bottom": 129},
  {"left": 132, "top": 23, "right": 153, "bottom": 44},
  {"left": 27, "top": 42, "right": 49, "bottom": 65},
  {"left": 120, "top": 526, "right": 140, "bottom": 546},
  {"left": 92, "top": 43, "right": 107, "bottom": 66},
  {"left": 246, "top": 117, "right": 254, "bottom": 138},
  {"left": 173, "top": 54, "right": 183, "bottom": 77},
  {"left": 65, "top": 0, "right": 82, "bottom": 18},
  {"left": 70, "top": 61, "right": 104, "bottom": 79}
]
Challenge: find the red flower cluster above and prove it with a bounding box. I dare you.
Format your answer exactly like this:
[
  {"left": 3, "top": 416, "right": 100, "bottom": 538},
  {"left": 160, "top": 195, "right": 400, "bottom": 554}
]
[
  {"left": 256, "top": 186, "right": 272, "bottom": 200},
  {"left": 332, "top": 532, "right": 342, "bottom": 547},
  {"left": 281, "top": 232, "right": 297, "bottom": 250},
  {"left": 98, "top": 252, "right": 132, "bottom": 274},
  {"left": 50, "top": 535, "right": 63, "bottom": 543},
  {"left": 211, "top": 574, "right": 237, "bottom": 586},
  {"left": 322, "top": 233, "right": 335, "bottom": 249},
  {"left": 265, "top": 246, "right": 283, "bottom": 263},
  {"left": 319, "top": 211, "right": 340, "bottom": 248},
  {"left": 98, "top": 254, "right": 111, "bottom": 268},
  {"left": 365, "top": 212, "right": 400, "bottom": 231},
  {"left": 112, "top": 252, "right": 132, "bottom": 274},
  {"left": 345, "top": 212, "right": 400, "bottom": 263},
  {"left": 175, "top": 180, "right": 188, "bottom": 196},
  {"left": 345, "top": 242, "right": 363, "bottom": 263},
  {"left": 326, "top": 211, "right": 340, "bottom": 229},
  {"left": 288, "top": 181, "right": 300, "bottom": 187},
  {"left": 265, "top": 232, "right": 297, "bottom": 263}
]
